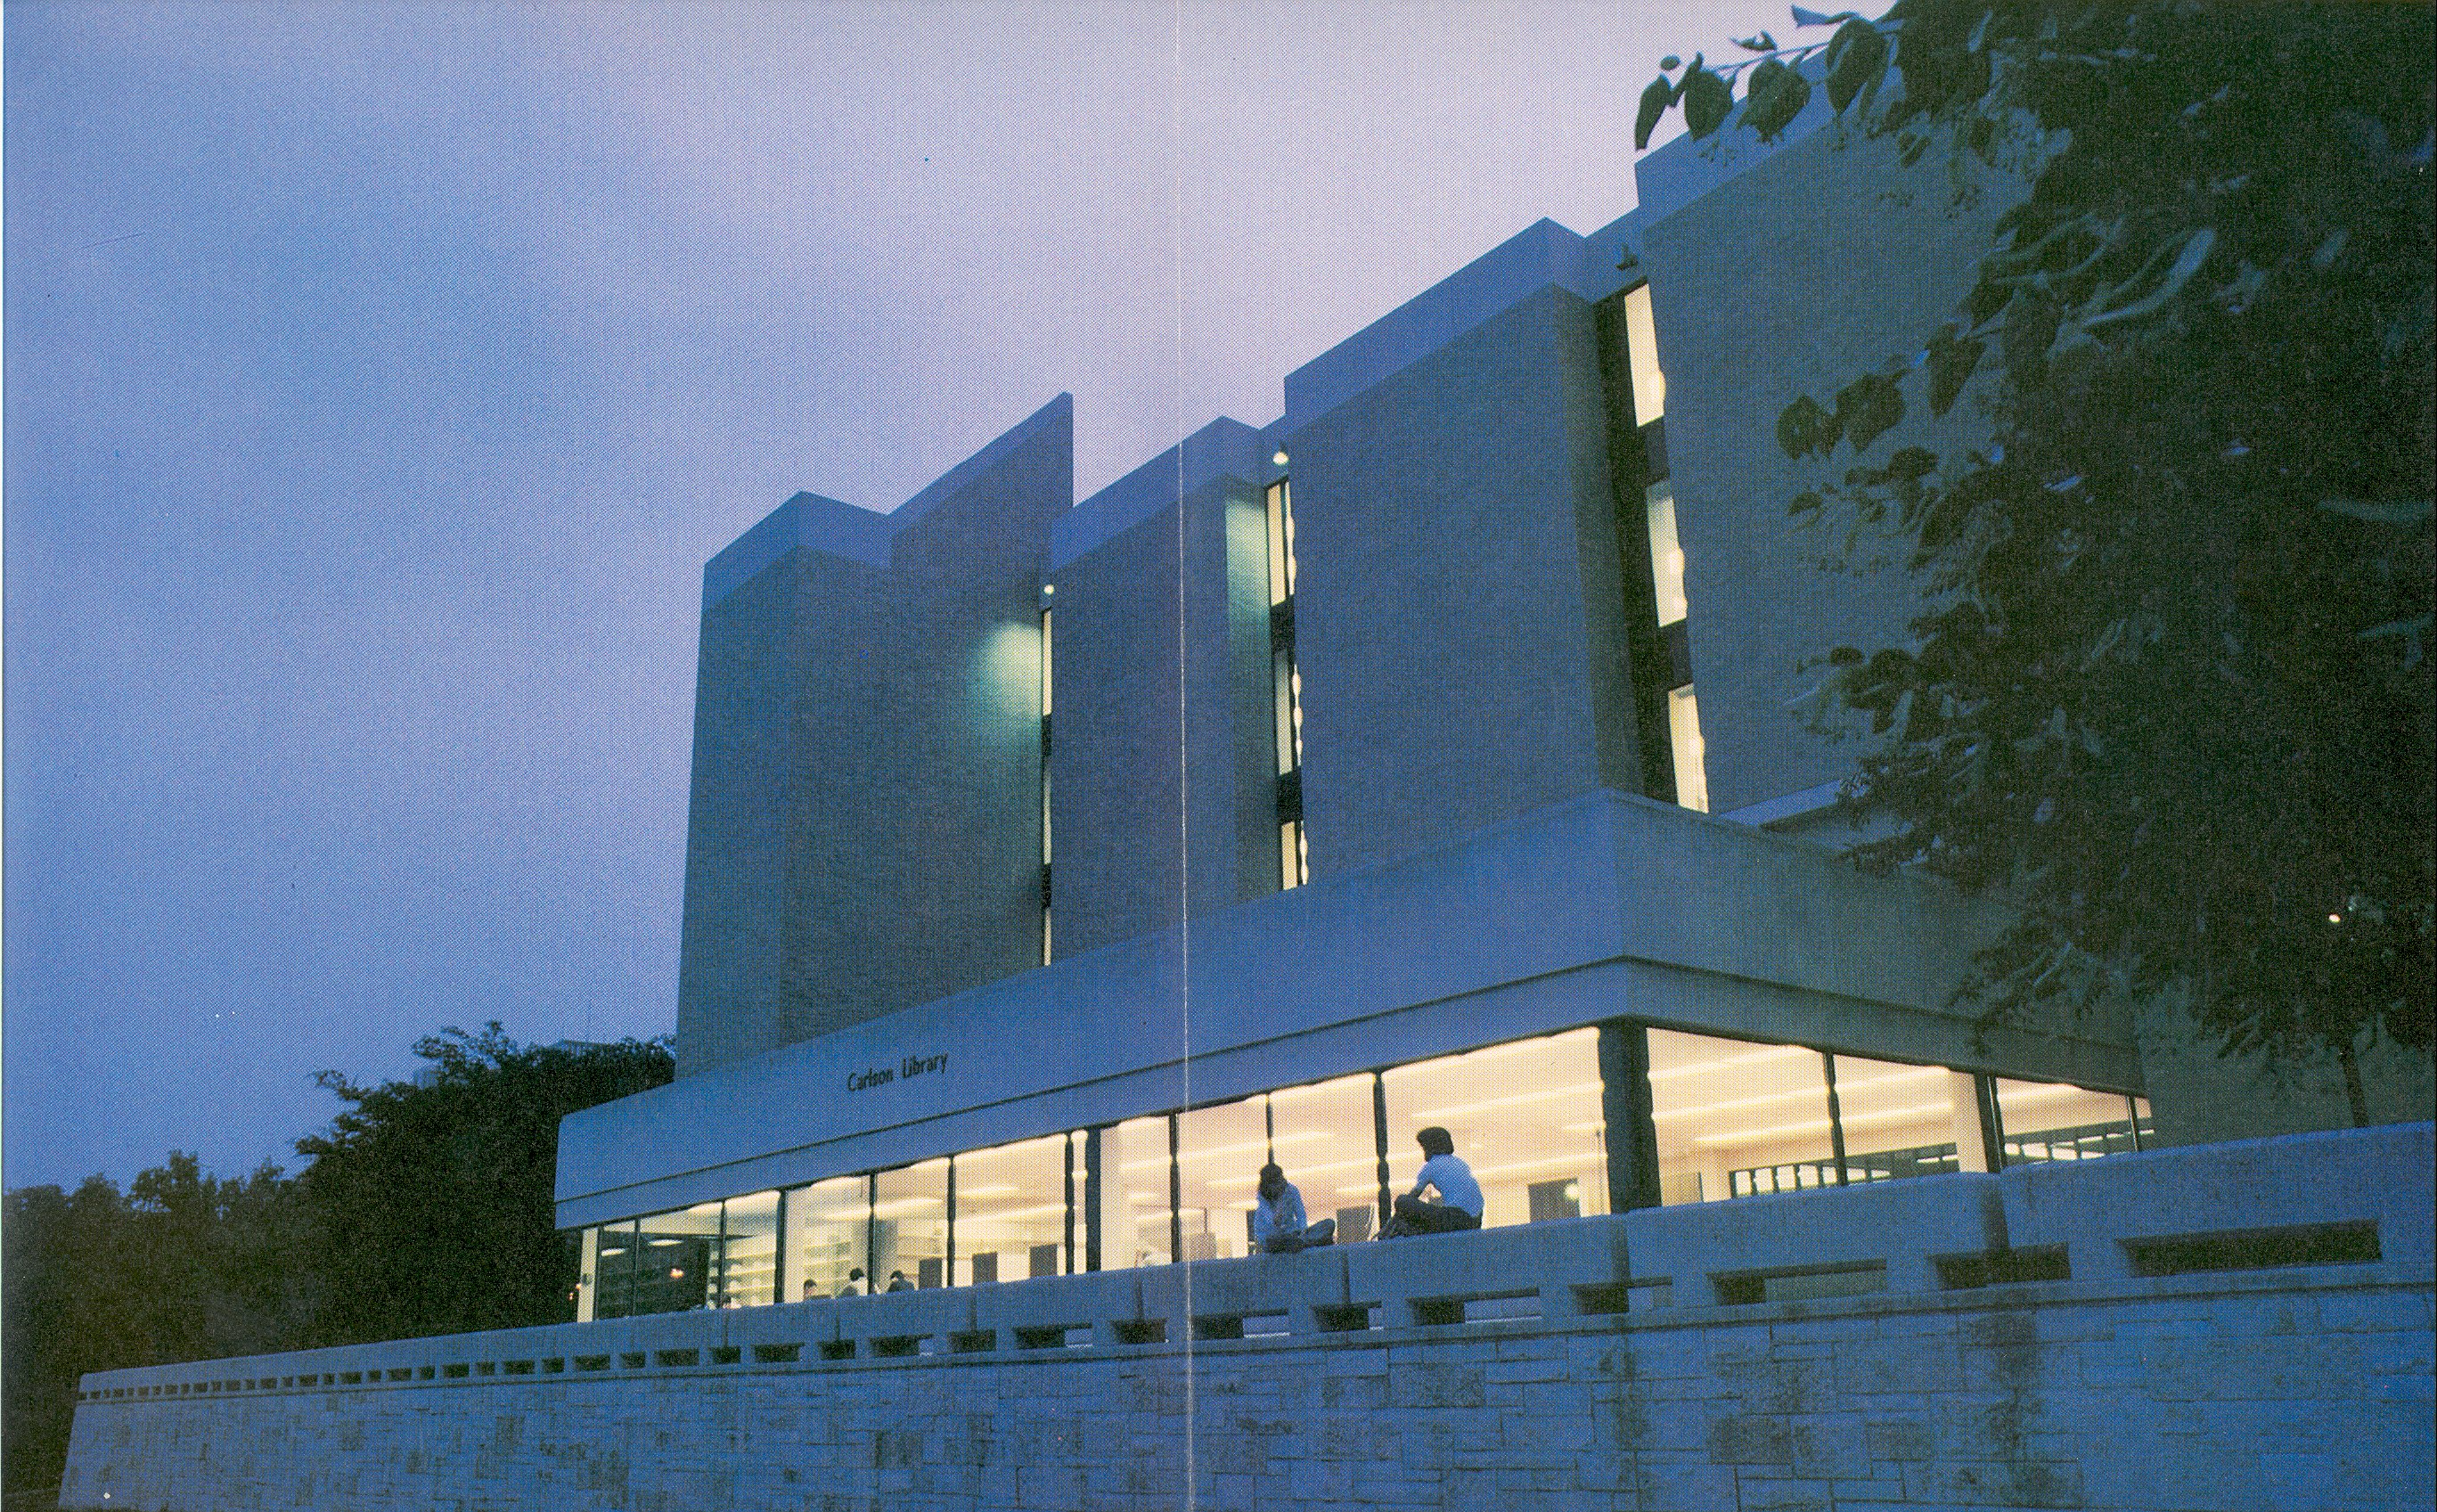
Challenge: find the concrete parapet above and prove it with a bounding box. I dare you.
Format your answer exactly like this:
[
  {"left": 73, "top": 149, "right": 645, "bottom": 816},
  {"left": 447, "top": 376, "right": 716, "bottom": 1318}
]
[
  {"left": 68, "top": 1124, "right": 2434, "bottom": 1410},
  {"left": 971, "top": 1268, "right": 1137, "bottom": 1350},
  {"left": 1344, "top": 1213, "right": 1632, "bottom": 1324},
  {"left": 1623, "top": 1173, "right": 2006, "bottom": 1304},
  {"left": 1139, "top": 1248, "right": 1352, "bottom": 1336},
  {"left": 2001, "top": 1119, "right": 2434, "bottom": 1281},
  {"left": 831, "top": 1285, "right": 976, "bottom": 1353}
]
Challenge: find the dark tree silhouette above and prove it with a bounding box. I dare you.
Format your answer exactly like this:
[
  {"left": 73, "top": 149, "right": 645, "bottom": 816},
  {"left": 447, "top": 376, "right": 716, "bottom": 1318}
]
[{"left": 1643, "top": 3, "right": 2433, "bottom": 1101}]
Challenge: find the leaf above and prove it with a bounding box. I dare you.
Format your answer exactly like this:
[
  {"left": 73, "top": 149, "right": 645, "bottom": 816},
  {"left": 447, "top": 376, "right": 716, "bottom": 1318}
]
[
  {"left": 1926, "top": 325, "right": 1987, "bottom": 415},
  {"left": 1681, "top": 61, "right": 1734, "bottom": 138},
  {"left": 1886, "top": 445, "right": 1938, "bottom": 482},
  {"left": 1743, "top": 56, "right": 1814, "bottom": 142},
  {"left": 1824, "top": 16, "right": 1887, "bottom": 113},
  {"left": 1778, "top": 394, "right": 1829, "bottom": 458},
  {"left": 2001, "top": 295, "right": 2061, "bottom": 384},
  {"left": 1659, "top": 54, "right": 1680, "bottom": 70},
  {"left": 2318, "top": 497, "right": 2434, "bottom": 527},
  {"left": 1733, "top": 29, "right": 1778, "bottom": 52},
  {"left": 1672, "top": 53, "right": 1703, "bottom": 102},
  {"left": 1834, "top": 372, "right": 1907, "bottom": 452},
  {"left": 2083, "top": 227, "right": 2218, "bottom": 330},
  {"left": 1964, "top": 276, "right": 2013, "bottom": 330},
  {"left": 1634, "top": 75, "right": 1673, "bottom": 151}
]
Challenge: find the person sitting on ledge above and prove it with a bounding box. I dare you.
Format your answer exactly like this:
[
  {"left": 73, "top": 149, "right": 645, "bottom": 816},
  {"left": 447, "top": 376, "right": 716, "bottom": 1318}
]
[
  {"left": 837, "top": 1267, "right": 866, "bottom": 1296},
  {"left": 886, "top": 1270, "right": 914, "bottom": 1293},
  {"left": 1252, "top": 1163, "right": 1337, "bottom": 1253},
  {"left": 1380, "top": 1126, "right": 1483, "bottom": 1238}
]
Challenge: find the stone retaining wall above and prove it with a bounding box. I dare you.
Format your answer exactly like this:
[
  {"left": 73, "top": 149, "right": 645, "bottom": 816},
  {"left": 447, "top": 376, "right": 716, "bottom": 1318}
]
[{"left": 62, "top": 1124, "right": 2436, "bottom": 1511}]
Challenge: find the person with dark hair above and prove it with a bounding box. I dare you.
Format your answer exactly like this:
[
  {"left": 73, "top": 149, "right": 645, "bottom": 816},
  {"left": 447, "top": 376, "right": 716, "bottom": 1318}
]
[
  {"left": 1251, "top": 1163, "right": 1337, "bottom": 1254},
  {"left": 1382, "top": 1125, "right": 1483, "bottom": 1237},
  {"left": 838, "top": 1267, "right": 866, "bottom": 1296},
  {"left": 885, "top": 1270, "right": 913, "bottom": 1293}
]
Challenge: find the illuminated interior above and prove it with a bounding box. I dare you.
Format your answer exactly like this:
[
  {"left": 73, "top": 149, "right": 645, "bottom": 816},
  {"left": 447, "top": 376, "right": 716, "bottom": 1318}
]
[{"left": 576, "top": 1023, "right": 2148, "bottom": 1318}]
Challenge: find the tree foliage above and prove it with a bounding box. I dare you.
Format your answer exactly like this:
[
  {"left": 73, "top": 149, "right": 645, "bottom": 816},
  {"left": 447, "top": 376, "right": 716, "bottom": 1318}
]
[
  {"left": 3, "top": 1026, "right": 672, "bottom": 1506},
  {"left": 4, "top": 1158, "right": 311, "bottom": 1507},
  {"left": 295, "top": 1024, "right": 674, "bottom": 1344},
  {"left": 1648, "top": 3, "right": 2434, "bottom": 1085}
]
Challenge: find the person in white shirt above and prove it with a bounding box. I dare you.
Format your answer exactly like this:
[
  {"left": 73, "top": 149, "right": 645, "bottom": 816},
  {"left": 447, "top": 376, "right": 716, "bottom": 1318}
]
[
  {"left": 1386, "top": 1126, "right": 1484, "bottom": 1236},
  {"left": 1251, "top": 1163, "right": 1337, "bottom": 1253}
]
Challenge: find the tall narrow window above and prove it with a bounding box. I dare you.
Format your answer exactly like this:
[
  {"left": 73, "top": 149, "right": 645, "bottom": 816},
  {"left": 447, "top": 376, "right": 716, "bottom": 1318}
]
[
  {"left": 1039, "top": 597, "right": 1054, "bottom": 962},
  {"left": 872, "top": 1158, "right": 950, "bottom": 1289},
  {"left": 575, "top": 1225, "right": 602, "bottom": 1321},
  {"left": 1108, "top": 1116, "right": 1174, "bottom": 1268},
  {"left": 1174, "top": 1096, "right": 1269, "bottom": 1261},
  {"left": 1646, "top": 483, "right": 1688, "bottom": 627},
  {"left": 1623, "top": 282, "right": 1666, "bottom": 427},
  {"left": 1266, "top": 478, "right": 1310, "bottom": 887},
  {"left": 1668, "top": 685, "right": 1709, "bottom": 813},
  {"left": 782, "top": 1173, "right": 871, "bottom": 1303},
  {"left": 1611, "top": 282, "right": 1702, "bottom": 812},
  {"left": 1263, "top": 478, "right": 1298, "bottom": 605}
]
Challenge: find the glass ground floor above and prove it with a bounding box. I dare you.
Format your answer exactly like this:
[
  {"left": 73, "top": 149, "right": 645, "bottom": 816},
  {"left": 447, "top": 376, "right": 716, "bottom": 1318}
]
[{"left": 575, "top": 1020, "right": 2149, "bottom": 1320}]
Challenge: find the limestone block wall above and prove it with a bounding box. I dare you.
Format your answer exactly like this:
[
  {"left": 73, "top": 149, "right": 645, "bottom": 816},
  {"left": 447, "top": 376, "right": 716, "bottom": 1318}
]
[{"left": 64, "top": 1124, "right": 2434, "bottom": 1512}]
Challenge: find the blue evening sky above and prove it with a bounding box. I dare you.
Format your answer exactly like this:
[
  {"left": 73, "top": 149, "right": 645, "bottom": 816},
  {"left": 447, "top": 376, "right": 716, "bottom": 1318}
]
[{"left": 4, "top": 0, "right": 1787, "bottom": 1189}]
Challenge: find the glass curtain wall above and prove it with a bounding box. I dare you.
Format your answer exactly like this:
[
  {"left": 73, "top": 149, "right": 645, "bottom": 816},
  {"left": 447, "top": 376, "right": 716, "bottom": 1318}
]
[
  {"left": 1829, "top": 1054, "right": 1983, "bottom": 1181},
  {"left": 717, "top": 1190, "right": 781, "bottom": 1307},
  {"left": 785, "top": 1173, "right": 871, "bottom": 1301},
  {"left": 630, "top": 1202, "right": 722, "bottom": 1314},
  {"left": 1648, "top": 1030, "right": 1836, "bottom": 1201},
  {"left": 1268, "top": 1073, "right": 1382, "bottom": 1242},
  {"left": 872, "top": 1158, "right": 950, "bottom": 1289},
  {"left": 571, "top": 1026, "right": 2159, "bottom": 1307},
  {"left": 1175, "top": 1095, "right": 1268, "bottom": 1261},
  {"left": 1381, "top": 1028, "right": 1608, "bottom": 1227},
  {"left": 953, "top": 1133, "right": 1071, "bottom": 1284},
  {"left": 1108, "top": 1116, "right": 1174, "bottom": 1268},
  {"left": 591, "top": 1220, "right": 640, "bottom": 1319},
  {"left": 1993, "top": 1079, "right": 2152, "bottom": 1163}
]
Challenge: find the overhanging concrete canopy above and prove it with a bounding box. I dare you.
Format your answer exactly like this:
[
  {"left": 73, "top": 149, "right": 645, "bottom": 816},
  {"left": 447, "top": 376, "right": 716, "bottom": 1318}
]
[{"left": 557, "top": 789, "right": 2135, "bottom": 1228}]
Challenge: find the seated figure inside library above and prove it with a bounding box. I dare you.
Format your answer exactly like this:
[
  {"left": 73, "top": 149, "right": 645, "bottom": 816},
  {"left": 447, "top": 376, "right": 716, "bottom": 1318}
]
[
  {"left": 579, "top": 1025, "right": 2150, "bottom": 1319},
  {"left": 1380, "top": 1125, "right": 1484, "bottom": 1238},
  {"left": 1251, "top": 1163, "right": 1337, "bottom": 1253}
]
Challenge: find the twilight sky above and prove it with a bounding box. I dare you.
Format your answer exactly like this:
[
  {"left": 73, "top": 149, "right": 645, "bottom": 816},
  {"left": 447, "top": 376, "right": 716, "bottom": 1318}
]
[{"left": 4, "top": 0, "right": 1788, "bottom": 1190}]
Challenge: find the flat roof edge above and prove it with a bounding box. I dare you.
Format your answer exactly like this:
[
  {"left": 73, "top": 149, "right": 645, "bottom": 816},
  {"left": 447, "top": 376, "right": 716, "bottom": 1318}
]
[
  {"left": 1280, "top": 218, "right": 1628, "bottom": 434},
  {"left": 1048, "top": 417, "right": 1265, "bottom": 568},
  {"left": 895, "top": 392, "right": 1075, "bottom": 529},
  {"left": 702, "top": 492, "right": 891, "bottom": 607}
]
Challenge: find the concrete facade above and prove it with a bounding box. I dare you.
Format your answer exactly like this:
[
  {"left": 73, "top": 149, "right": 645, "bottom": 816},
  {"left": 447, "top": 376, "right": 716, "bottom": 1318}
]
[
  {"left": 563, "top": 80, "right": 2437, "bottom": 1231},
  {"left": 67, "top": 1124, "right": 2437, "bottom": 1511},
  {"left": 558, "top": 790, "right": 2127, "bottom": 1230},
  {"left": 1044, "top": 420, "right": 1280, "bottom": 958},
  {"left": 1287, "top": 282, "right": 1642, "bottom": 878},
  {"left": 675, "top": 398, "right": 1072, "bottom": 1074},
  {"left": 1635, "top": 123, "right": 2020, "bottom": 819}
]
